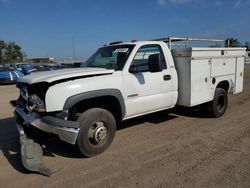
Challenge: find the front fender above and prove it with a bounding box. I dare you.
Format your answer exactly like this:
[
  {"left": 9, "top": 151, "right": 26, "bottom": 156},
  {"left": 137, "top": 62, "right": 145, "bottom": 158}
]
[
  {"left": 63, "top": 89, "right": 126, "bottom": 118},
  {"left": 45, "top": 72, "right": 124, "bottom": 112}
]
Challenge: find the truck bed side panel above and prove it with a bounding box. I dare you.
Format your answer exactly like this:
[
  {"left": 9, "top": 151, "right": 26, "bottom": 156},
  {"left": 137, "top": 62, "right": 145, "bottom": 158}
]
[
  {"left": 172, "top": 47, "right": 246, "bottom": 107},
  {"left": 173, "top": 57, "right": 191, "bottom": 106}
]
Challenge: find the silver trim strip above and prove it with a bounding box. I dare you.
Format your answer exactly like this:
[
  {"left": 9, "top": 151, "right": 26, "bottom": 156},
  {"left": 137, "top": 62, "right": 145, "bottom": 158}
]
[{"left": 9, "top": 72, "right": 13, "bottom": 81}]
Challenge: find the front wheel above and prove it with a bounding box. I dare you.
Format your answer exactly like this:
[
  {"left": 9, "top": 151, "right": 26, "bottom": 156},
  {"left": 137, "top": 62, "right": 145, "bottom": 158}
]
[
  {"left": 77, "top": 108, "right": 116, "bottom": 157},
  {"left": 207, "top": 88, "right": 228, "bottom": 118}
]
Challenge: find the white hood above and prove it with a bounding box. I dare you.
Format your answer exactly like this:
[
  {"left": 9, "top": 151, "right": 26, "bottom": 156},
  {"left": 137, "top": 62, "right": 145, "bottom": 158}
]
[{"left": 19, "top": 67, "right": 114, "bottom": 84}]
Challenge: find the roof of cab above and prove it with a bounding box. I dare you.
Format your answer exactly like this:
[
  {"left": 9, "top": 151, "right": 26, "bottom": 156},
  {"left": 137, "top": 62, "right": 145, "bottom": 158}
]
[{"left": 105, "top": 40, "right": 165, "bottom": 47}]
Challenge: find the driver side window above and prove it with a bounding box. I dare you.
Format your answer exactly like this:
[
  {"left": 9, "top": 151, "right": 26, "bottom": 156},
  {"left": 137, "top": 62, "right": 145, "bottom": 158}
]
[{"left": 131, "top": 45, "right": 166, "bottom": 72}]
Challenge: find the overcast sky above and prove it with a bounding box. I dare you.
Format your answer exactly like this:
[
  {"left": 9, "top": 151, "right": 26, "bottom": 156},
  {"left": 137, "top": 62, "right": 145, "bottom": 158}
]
[{"left": 0, "top": 0, "right": 249, "bottom": 58}]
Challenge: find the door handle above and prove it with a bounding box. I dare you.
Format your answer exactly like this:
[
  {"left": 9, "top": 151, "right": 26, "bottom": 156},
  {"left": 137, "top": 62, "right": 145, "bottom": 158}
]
[{"left": 163, "top": 75, "right": 171, "bottom": 81}]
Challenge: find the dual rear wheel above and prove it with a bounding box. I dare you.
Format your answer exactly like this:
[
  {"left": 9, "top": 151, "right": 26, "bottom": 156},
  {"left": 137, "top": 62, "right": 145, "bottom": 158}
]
[{"left": 207, "top": 88, "right": 228, "bottom": 118}]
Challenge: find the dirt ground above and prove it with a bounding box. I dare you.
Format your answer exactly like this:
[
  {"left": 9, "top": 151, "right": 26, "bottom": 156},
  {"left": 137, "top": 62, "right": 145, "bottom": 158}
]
[{"left": 0, "top": 65, "right": 250, "bottom": 188}]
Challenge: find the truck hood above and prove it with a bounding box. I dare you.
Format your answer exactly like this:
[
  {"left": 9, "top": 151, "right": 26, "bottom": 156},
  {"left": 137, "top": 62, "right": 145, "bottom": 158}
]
[{"left": 19, "top": 67, "right": 114, "bottom": 84}]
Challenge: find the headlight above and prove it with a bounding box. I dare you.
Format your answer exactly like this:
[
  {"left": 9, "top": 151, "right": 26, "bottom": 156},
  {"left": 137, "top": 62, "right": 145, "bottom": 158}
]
[{"left": 27, "top": 94, "right": 46, "bottom": 112}]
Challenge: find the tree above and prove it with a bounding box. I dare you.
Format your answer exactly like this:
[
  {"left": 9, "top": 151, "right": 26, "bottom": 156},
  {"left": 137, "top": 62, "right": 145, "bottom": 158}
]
[
  {"left": 225, "top": 38, "right": 242, "bottom": 47},
  {"left": 243, "top": 42, "right": 250, "bottom": 50},
  {"left": 4, "top": 42, "right": 24, "bottom": 63},
  {"left": 0, "top": 40, "right": 25, "bottom": 63},
  {"left": 0, "top": 40, "right": 5, "bottom": 63}
]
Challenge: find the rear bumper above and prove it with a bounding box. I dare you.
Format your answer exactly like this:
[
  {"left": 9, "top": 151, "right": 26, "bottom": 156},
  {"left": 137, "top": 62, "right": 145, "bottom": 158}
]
[{"left": 14, "top": 106, "right": 79, "bottom": 145}]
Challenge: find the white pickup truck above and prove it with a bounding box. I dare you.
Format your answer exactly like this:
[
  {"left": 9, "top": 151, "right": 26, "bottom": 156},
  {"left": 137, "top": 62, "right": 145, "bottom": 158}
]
[{"left": 12, "top": 37, "right": 246, "bottom": 162}]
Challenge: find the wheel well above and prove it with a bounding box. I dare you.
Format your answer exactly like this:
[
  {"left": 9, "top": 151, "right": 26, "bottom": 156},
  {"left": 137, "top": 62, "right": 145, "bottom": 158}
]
[
  {"left": 69, "top": 96, "right": 123, "bottom": 123},
  {"left": 216, "top": 81, "right": 229, "bottom": 92}
]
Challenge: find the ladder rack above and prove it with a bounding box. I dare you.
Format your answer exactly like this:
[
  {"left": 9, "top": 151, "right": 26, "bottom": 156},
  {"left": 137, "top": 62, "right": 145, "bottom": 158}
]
[{"left": 151, "top": 37, "right": 228, "bottom": 49}]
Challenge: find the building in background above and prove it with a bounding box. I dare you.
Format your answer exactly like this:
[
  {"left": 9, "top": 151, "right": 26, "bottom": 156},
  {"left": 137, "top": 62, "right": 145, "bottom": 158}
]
[
  {"left": 27, "top": 57, "right": 54, "bottom": 64},
  {"left": 54, "top": 57, "right": 84, "bottom": 64}
]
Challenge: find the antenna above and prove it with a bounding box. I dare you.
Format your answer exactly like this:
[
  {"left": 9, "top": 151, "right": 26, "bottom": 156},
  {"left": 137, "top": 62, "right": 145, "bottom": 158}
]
[{"left": 72, "top": 37, "right": 75, "bottom": 63}]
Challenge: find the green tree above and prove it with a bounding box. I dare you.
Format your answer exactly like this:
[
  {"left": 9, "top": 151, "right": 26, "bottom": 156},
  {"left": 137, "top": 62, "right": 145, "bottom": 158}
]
[
  {"left": 0, "top": 40, "right": 25, "bottom": 63},
  {"left": 0, "top": 40, "right": 5, "bottom": 63},
  {"left": 4, "top": 42, "right": 24, "bottom": 63},
  {"left": 225, "top": 38, "right": 242, "bottom": 47},
  {"left": 243, "top": 42, "right": 250, "bottom": 50}
]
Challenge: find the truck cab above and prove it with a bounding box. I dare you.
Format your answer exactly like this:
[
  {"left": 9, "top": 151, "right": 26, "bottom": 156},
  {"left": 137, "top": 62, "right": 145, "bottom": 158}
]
[{"left": 120, "top": 41, "right": 178, "bottom": 118}]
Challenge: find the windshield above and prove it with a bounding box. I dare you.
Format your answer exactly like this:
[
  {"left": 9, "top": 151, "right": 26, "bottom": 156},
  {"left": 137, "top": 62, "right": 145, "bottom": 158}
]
[
  {"left": 16, "top": 64, "right": 27, "bottom": 68},
  {"left": 82, "top": 45, "right": 135, "bottom": 70}
]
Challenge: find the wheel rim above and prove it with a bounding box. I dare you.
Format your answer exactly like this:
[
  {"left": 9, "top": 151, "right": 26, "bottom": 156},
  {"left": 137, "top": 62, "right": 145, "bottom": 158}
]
[
  {"left": 88, "top": 122, "right": 108, "bottom": 145},
  {"left": 217, "top": 95, "right": 225, "bottom": 112}
]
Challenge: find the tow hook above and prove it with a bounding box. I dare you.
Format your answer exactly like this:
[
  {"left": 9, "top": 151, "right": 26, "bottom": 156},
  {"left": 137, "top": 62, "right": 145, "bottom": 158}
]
[{"left": 17, "top": 123, "right": 53, "bottom": 177}]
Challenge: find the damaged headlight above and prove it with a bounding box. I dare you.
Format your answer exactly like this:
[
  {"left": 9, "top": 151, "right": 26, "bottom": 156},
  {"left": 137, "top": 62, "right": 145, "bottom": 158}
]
[{"left": 27, "top": 94, "right": 46, "bottom": 112}]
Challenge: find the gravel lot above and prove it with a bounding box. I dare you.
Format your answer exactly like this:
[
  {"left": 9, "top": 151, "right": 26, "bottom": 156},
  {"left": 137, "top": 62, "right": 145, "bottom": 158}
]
[{"left": 0, "top": 65, "right": 250, "bottom": 188}]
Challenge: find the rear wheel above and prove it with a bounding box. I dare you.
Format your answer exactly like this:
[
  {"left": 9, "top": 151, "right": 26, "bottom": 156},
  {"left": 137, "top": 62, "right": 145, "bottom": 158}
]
[
  {"left": 77, "top": 108, "right": 116, "bottom": 157},
  {"left": 207, "top": 88, "right": 228, "bottom": 118}
]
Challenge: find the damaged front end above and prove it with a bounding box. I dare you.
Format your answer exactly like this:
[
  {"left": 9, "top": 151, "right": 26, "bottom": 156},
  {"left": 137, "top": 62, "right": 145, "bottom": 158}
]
[{"left": 11, "top": 82, "right": 80, "bottom": 176}]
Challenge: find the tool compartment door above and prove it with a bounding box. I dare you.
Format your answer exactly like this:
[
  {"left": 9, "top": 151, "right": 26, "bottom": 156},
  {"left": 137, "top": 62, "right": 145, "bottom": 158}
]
[
  {"left": 234, "top": 57, "right": 245, "bottom": 93},
  {"left": 211, "top": 58, "right": 236, "bottom": 77},
  {"left": 190, "top": 59, "right": 212, "bottom": 106}
]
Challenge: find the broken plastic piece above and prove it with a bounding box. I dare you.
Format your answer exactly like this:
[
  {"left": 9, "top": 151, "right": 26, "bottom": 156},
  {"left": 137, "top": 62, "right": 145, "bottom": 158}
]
[{"left": 20, "top": 134, "right": 53, "bottom": 177}]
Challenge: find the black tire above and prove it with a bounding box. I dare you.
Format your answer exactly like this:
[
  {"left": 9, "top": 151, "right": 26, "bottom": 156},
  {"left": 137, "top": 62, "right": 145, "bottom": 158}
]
[
  {"left": 207, "top": 88, "right": 228, "bottom": 118},
  {"left": 77, "top": 108, "right": 116, "bottom": 157}
]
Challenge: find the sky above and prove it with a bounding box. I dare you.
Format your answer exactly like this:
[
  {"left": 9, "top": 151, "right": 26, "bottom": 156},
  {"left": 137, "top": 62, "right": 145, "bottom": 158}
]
[{"left": 0, "top": 0, "right": 249, "bottom": 59}]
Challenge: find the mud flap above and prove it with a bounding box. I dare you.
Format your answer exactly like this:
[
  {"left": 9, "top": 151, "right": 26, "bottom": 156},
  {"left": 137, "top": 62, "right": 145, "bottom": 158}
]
[{"left": 18, "top": 127, "right": 53, "bottom": 176}]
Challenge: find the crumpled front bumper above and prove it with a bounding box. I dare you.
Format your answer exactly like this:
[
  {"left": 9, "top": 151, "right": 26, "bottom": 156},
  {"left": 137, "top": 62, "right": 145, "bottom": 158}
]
[{"left": 14, "top": 106, "right": 80, "bottom": 145}]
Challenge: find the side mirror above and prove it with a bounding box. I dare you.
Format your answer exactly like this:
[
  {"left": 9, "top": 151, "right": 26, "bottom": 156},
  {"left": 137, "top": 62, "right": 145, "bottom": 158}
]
[
  {"left": 129, "top": 64, "right": 138, "bottom": 73},
  {"left": 148, "top": 54, "right": 162, "bottom": 73}
]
